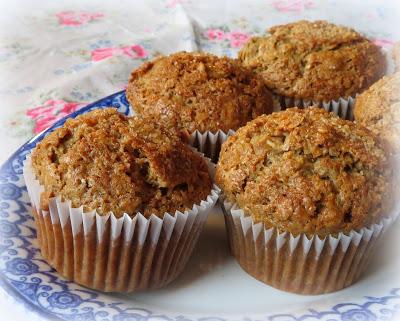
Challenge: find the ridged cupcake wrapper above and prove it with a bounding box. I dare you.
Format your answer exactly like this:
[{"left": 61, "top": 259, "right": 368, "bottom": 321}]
[
  {"left": 274, "top": 95, "right": 356, "bottom": 120},
  {"left": 222, "top": 200, "right": 396, "bottom": 295},
  {"left": 391, "top": 154, "right": 400, "bottom": 202},
  {"left": 386, "top": 48, "right": 396, "bottom": 75},
  {"left": 189, "top": 129, "right": 235, "bottom": 163},
  {"left": 23, "top": 155, "right": 220, "bottom": 293}
]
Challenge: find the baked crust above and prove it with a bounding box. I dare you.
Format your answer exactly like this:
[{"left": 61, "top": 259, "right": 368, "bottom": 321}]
[
  {"left": 238, "top": 20, "right": 386, "bottom": 102},
  {"left": 31, "top": 108, "right": 212, "bottom": 217},
  {"left": 216, "top": 107, "right": 391, "bottom": 236},
  {"left": 354, "top": 72, "right": 400, "bottom": 154},
  {"left": 126, "top": 51, "right": 274, "bottom": 132}
]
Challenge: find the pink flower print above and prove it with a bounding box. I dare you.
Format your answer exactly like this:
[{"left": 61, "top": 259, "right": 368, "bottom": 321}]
[
  {"left": 122, "top": 45, "right": 147, "bottom": 59},
  {"left": 204, "top": 29, "right": 251, "bottom": 48},
  {"left": 56, "top": 11, "right": 104, "bottom": 26},
  {"left": 205, "top": 29, "right": 226, "bottom": 41},
  {"left": 91, "top": 45, "right": 148, "bottom": 62},
  {"left": 91, "top": 47, "right": 116, "bottom": 62},
  {"left": 26, "top": 99, "right": 86, "bottom": 133},
  {"left": 166, "top": 0, "right": 185, "bottom": 8},
  {"left": 272, "top": 0, "right": 315, "bottom": 13},
  {"left": 372, "top": 39, "right": 395, "bottom": 49},
  {"left": 226, "top": 31, "right": 251, "bottom": 48}
]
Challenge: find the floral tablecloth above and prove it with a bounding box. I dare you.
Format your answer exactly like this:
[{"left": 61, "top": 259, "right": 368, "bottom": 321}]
[{"left": 0, "top": 0, "right": 399, "bottom": 319}]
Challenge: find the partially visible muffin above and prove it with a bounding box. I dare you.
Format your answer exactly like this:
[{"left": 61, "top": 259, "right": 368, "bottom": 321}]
[
  {"left": 31, "top": 108, "right": 212, "bottom": 218},
  {"left": 216, "top": 107, "right": 391, "bottom": 236},
  {"left": 126, "top": 51, "right": 274, "bottom": 133},
  {"left": 354, "top": 72, "right": 400, "bottom": 154},
  {"left": 239, "top": 20, "right": 386, "bottom": 102}
]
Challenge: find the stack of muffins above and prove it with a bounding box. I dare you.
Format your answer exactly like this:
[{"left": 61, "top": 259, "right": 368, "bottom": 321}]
[{"left": 24, "top": 20, "right": 398, "bottom": 295}]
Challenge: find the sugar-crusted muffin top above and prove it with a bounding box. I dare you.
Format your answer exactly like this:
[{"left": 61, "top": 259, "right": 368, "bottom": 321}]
[
  {"left": 354, "top": 72, "right": 400, "bottom": 154},
  {"left": 216, "top": 107, "right": 391, "bottom": 236},
  {"left": 126, "top": 51, "right": 274, "bottom": 133},
  {"left": 238, "top": 20, "right": 386, "bottom": 102},
  {"left": 31, "top": 108, "right": 212, "bottom": 218}
]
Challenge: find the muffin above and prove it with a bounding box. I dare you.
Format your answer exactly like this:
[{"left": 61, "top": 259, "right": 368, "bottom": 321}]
[
  {"left": 126, "top": 51, "right": 274, "bottom": 160},
  {"left": 239, "top": 20, "right": 386, "bottom": 115},
  {"left": 216, "top": 107, "right": 393, "bottom": 294},
  {"left": 354, "top": 72, "right": 400, "bottom": 154},
  {"left": 23, "top": 108, "right": 220, "bottom": 292}
]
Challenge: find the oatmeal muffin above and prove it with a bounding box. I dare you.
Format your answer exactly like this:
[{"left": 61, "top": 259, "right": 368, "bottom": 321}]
[
  {"left": 354, "top": 72, "right": 400, "bottom": 154},
  {"left": 239, "top": 20, "right": 386, "bottom": 102},
  {"left": 126, "top": 51, "right": 274, "bottom": 133},
  {"left": 25, "top": 108, "right": 219, "bottom": 292},
  {"left": 31, "top": 108, "right": 212, "bottom": 217},
  {"left": 217, "top": 107, "right": 390, "bottom": 236},
  {"left": 217, "top": 108, "right": 393, "bottom": 294}
]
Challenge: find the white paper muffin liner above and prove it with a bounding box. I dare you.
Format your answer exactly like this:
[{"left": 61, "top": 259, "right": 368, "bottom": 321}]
[
  {"left": 189, "top": 129, "right": 235, "bottom": 162},
  {"left": 385, "top": 46, "right": 396, "bottom": 75},
  {"left": 274, "top": 95, "right": 356, "bottom": 120},
  {"left": 221, "top": 198, "right": 398, "bottom": 295},
  {"left": 23, "top": 155, "right": 220, "bottom": 293},
  {"left": 391, "top": 154, "right": 400, "bottom": 202}
]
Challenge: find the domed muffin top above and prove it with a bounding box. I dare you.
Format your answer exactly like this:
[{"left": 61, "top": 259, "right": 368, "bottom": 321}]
[
  {"left": 126, "top": 51, "right": 274, "bottom": 133},
  {"left": 238, "top": 20, "right": 386, "bottom": 102},
  {"left": 354, "top": 72, "right": 400, "bottom": 154},
  {"left": 216, "top": 107, "right": 391, "bottom": 236},
  {"left": 31, "top": 108, "right": 212, "bottom": 218}
]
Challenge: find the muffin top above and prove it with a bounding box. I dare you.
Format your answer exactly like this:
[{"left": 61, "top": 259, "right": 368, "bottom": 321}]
[
  {"left": 238, "top": 20, "right": 386, "bottom": 102},
  {"left": 354, "top": 72, "right": 400, "bottom": 154},
  {"left": 216, "top": 107, "right": 391, "bottom": 236},
  {"left": 126, "top": 51, "right": 274, "bottom": 133},
  {"left": 31, "top": 108, "right": 212, "bottom": 218}
]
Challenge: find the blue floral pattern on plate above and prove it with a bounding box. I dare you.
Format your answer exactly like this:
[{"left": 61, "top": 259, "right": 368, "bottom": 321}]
[{"left": 0, "top": 91, "right": 400, "bottom": 321}]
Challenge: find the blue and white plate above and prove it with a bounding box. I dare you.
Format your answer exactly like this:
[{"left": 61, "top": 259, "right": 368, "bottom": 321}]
[{"left": 1, "top": 91, "right": 400, "bottom": 321}]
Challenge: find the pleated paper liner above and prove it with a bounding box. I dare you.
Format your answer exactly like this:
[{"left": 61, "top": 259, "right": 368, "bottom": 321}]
[
  {"left": 391, "top": 154, "right": 400, "bottom": 203},
  {"left": 274, "top": 95, "right": 356, "bottom": 120},
  {"left": 221, "top": 199, "right": 397, "bottom": 295},
  {"left": 385, "top": 46, "right": 397, "bottom": 75},
  {"left": 23, "top": 155, "right": 220, "bottom": 293},
  {"left": 189, "top": 130, "right": 235, "bottom": 163}
]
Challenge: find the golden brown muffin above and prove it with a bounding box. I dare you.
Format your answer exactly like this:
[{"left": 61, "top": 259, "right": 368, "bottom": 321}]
[
  {"left": 354, "top": 72, "right": 400, "bottom": 154},
  {"left": 31, "top": 108, "right": 212, "bottom": 218},
  {"left": 126, "top": 51, "right": 274, "bottom": 133},
  {"left": 393, "top": 42, "right": 400, "bottom": 71},
  {"left": 216, "top": 107, "right": 391, "bottom": 236},
  {"left": 239, "top": 20, "right": 386, "bottom": 102}
]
